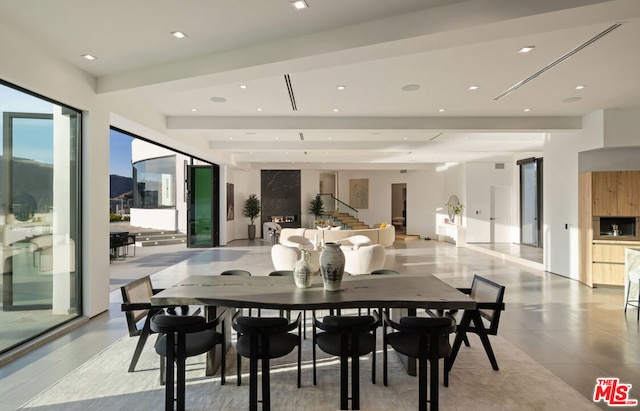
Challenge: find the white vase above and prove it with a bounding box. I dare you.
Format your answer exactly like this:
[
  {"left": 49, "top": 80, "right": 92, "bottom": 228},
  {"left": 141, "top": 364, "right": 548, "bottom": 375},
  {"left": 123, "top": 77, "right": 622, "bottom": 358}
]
[
  {"left": 293, "top": 249, "right": 314, "bottom": 288},
  {"left": 320, "top": 242, "right": 345, "bottom": 291}
]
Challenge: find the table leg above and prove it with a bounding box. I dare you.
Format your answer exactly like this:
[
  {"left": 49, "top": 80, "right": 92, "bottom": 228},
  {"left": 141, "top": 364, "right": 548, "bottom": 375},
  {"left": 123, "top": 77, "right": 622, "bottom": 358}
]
[
  {"left": 391, "top": 307, "right": 417, "bottom": 375},
  {"left": 204, "top": 305, "right": 233, "bottom": 376}
]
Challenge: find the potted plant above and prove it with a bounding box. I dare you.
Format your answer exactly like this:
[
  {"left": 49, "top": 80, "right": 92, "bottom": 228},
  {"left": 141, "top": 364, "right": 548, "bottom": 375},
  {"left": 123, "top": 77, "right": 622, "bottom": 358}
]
[
  {"left": 242, "top": 194, "right": 261, "bottom": 240},
  {"left": 309, "top": 195, "right": 325, "bottom": 226}
]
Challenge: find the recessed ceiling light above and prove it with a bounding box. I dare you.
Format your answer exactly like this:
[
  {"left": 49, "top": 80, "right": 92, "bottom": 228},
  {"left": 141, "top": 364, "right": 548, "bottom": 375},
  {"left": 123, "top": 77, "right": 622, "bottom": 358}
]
[
  {"left": 517, "top": 46, "right": 535, "bottom": 53},
  {"left": 228, "top": 137, "right": 233, "bottom": 140},
  {"left": 81, "top": 54, "right": 97, "bottom": 60},
  {"left": 333, "top": 108, "right": 339, "bottom": 112},
  {"left": 403, "top": 137, "right": 408, "bottom": 140},
  {"left": 464, "top": 137, "right": 469, "bottom": 140},
  {"left": 171, "top": 31, "right": 188, "bottom": 39},
  {"left": 563, "top": 97, "right": 582, "bottom": 103},
  {"left": 328, "top": 137, "right": 333, "bottom": 140},
  {"left": 438, "top": 109, "right": 445, "bottom": 112},
  {"left": 291, "top": 0, "right": 309, "bottom": 10},
  {"left": 256, "top": 107, "right": 263, "bottom": 112},
  {"left": 239, "top": 84, "right": 247, "bottom": 89},
  {"left": 210, "top": 96, "right": 226, "bottom": 103},
  {"left": 401, "top": 84, "right": 421, "bottom": 92},
  {"left": 468, "top": 85, "right": 479, "bottom": 91},
  {"left": 524, "top": 108, "right": 532, "bottom": 112},
  {"left": 191, "top": 108, "right": 198, "bottom": 112},
  {"left": 337, "top": 85, "right": 346, "bottom": 90},
  {"left": 575, "top": 85, "right": 586, "bottom": 90},
  {"left": 275, "top": 136, "right": 279, "bottom": 140}
]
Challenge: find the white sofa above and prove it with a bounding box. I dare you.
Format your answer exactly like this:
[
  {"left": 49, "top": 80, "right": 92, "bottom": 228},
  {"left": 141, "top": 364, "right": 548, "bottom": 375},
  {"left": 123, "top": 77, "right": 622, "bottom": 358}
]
[
  {"left": 273, "top": 229, "right": 389, "bottom": 275},
  {"left": 279, "top": 226, "right": 395, "bottom": 248}
]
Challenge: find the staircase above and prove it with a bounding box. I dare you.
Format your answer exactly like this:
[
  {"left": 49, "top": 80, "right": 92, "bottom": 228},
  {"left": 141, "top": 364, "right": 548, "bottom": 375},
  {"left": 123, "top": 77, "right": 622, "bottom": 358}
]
[{"left": 331, "top": 212, "right": 369, "bottom": 230}]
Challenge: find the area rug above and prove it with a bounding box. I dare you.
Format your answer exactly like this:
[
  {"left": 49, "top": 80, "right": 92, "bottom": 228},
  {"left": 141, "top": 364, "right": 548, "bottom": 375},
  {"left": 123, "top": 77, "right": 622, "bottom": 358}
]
[{"left": 20, "top": 327, "right": 599, "bottom": 411}]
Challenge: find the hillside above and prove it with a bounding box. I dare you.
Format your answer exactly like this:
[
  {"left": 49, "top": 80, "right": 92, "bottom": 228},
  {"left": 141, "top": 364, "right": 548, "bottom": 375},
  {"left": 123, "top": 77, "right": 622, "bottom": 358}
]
[{"left": 110, "top": 175, "right": 133, "bottom": 199}]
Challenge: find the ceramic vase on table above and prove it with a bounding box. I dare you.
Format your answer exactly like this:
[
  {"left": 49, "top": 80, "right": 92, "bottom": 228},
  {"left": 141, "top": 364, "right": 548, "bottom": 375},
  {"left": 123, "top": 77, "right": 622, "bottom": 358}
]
[
  {"left": 320, "top": 242, "right": 345, "bottom": 291},
  {"left": 293, "top": 249, "right": 314, "bottom": 288}
]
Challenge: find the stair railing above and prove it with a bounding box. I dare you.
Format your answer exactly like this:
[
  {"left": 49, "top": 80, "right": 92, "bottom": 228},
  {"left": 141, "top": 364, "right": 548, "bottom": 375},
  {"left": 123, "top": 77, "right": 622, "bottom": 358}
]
[{"left": 317, "top": 194, "right": 358, "bottom": 220}]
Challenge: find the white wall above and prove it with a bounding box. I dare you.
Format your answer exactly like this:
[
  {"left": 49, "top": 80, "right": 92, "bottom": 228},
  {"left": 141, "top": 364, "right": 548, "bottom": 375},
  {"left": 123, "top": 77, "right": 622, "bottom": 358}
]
[
  {"left": 464, "top": 162, "right": 513, "bottom": 243},
  {"left": 544, "top": 111, "right": 604, "bottom": 279},
  {"left": 334, "top": 168, "right": 445, "bottom": 238},
  {"left": 301, "top": 170, "right": 320, "bottom": 228},
  {"left": 0, "top": 22, "right": 111, "bottom": 318},
  {"left": 225, "top": 168, "right": 260, "bottom": 241},
  {"left": 603, "top": 108, "right": 640, "bottom": 147}
]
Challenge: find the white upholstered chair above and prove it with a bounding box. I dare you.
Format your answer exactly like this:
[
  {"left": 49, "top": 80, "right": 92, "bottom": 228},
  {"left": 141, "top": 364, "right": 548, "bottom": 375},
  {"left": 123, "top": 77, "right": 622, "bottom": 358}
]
[
  {"left": 271, "top": 244, "right": 320, "bottom": 272},
  {"left": 343, "top": 244, "right": 386, "bottom": 275}
]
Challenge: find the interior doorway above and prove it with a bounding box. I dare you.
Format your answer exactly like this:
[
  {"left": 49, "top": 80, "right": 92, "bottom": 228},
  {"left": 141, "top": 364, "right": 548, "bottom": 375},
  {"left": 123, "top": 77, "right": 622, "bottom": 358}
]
[
  {"left": 490, "top": 185, "right": 512, "bottom": 243},
  {"left": 319, "top": 171, "right": 337, "bottom": 197},
  {"left": 391, "top": 183, "right": 406, "bottom": 232}
]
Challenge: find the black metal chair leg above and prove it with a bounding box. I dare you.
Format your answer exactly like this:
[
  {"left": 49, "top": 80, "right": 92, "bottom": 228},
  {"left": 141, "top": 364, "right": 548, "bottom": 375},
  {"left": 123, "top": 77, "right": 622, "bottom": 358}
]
[
  {"left": 340, "top": 353, "right": 349, "bottom": 410},
  {"left": 262, "top": 357, "right": 271, "bottom": 411},
  {"left": 418, "top": 357, "right": 427, "bottom": 410},
  {"left": 352, "top": 351, "right": 360, "bottom": 410}
]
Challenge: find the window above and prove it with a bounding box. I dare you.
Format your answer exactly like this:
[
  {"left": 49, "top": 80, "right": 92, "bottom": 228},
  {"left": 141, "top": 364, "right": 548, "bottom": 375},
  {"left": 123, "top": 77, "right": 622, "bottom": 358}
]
[
  {"left": 0, "top": 80, "right": 81, "bottom": 354},
  {"left": 132, "top": 155, "right": 176, "bottom": 209}
]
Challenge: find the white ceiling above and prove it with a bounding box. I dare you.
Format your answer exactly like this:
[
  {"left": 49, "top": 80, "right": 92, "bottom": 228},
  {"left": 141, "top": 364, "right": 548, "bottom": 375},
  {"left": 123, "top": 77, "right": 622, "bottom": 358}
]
[{"left": 2, "top": 0, "right": 640, "bottom": 169}]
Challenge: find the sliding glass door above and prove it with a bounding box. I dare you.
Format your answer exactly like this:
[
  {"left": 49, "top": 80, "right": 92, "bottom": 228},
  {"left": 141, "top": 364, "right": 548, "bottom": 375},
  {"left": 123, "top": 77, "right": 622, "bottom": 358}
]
[
  {"left": 186, "top": 164, "right": 219, "bottom": 248},
  {"left": 0, "top": 81, "right": 81, "bottom": 354},
  {"left": 518, "top": 157, "right": 543, "bottom": 248}
]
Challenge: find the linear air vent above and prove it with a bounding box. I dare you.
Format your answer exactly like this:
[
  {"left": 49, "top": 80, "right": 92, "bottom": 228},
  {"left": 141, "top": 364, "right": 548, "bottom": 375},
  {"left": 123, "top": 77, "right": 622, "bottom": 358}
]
[
  {"left": 284, "top": 74, "right": 298, "bottom": 111},
  {"left": 429, "top": 132, "right": 443, "bottom": 141},
  {"left": 299, "top": 132, "right": 304, "bottom": 141},
  {"left": 494, "top": 23, "right": 623, "bottom": 101}
]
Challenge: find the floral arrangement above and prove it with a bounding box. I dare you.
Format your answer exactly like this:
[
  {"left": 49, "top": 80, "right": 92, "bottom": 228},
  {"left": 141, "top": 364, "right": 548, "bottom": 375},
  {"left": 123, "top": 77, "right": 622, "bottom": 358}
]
[{"left": 445, "top": 201, "right": 464, "bottom": 215}]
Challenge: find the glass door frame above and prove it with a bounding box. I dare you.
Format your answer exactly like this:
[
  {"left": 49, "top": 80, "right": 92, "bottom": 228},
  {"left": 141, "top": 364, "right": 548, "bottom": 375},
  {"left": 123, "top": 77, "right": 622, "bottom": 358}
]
[
  {"left": 186, "top": 164, "right": 220, "bottom": 248},
  {"left": 517, "top": 157, "right": 543, "bottom": 248}
]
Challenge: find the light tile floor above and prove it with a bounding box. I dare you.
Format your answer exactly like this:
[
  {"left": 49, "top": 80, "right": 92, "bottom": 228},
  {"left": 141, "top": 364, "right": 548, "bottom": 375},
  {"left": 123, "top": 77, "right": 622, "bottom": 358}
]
[{"left": 1, "top": 239, "right": 638, "bottom": 410}]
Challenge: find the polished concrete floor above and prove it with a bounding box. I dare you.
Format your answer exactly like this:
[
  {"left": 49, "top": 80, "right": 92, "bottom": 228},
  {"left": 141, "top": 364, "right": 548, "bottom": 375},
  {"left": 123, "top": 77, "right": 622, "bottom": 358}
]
[{"left": 1, "top": 239, "right": 638, "bottom": 410}]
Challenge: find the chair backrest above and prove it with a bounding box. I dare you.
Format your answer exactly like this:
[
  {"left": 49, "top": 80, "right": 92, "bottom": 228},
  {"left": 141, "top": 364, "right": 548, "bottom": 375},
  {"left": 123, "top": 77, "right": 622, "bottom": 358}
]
[
  {"left": 121, "top": 276, "right": 154, "bottom": 336},
  {"left": 220, "top": 269, "right": 252, "bottom": 276},
  {"left": 370, "top": 269, "right": 399, "bottom": 275},
  {"left": 269, "top": 270, "right": 294, "bottom": 276},
  {"left": 469, "top": 275, "right": 505, "bottom": 335}
]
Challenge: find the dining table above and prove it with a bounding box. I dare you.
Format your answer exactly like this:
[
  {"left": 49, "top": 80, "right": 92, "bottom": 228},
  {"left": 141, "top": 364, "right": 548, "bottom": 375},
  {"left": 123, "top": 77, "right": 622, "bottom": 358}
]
[{"left": 151, "top": 273, "right": 491, "bottom": 381}]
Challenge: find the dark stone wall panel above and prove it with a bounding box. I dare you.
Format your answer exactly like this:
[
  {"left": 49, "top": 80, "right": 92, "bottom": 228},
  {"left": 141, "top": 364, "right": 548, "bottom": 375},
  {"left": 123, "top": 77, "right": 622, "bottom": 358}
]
[{"left": 261, "top": 170, "right": 301, "bottom": 229}]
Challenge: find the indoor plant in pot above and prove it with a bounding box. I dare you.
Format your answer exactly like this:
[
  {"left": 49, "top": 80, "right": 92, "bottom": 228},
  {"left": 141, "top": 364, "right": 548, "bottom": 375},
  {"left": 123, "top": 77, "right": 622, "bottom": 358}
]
[
  {"left": 242, "top": 194, "right": 261, "bottom": 240},
  {"left": 309, "top": 195, "right": 325, "bottom": 227}
]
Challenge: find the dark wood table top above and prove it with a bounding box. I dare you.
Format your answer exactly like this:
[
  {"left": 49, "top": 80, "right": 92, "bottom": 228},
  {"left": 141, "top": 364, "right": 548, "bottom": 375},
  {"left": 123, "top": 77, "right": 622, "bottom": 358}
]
[{"left": 151, "top": 274, "right": 476, "bottom": 311}]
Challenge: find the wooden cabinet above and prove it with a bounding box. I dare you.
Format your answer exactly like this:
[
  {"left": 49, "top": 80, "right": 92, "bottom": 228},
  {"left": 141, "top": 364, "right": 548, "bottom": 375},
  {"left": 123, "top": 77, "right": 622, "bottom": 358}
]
[
  {"left": 592, "top": 172, "right": 617, "bottom": 216},
  {"left": 617, "top": 171, "right": 640, "bottom": 216},
  {"left": 579, "top": 170, "right": 640, "bottom": 287},
  {"left": 591, "top": 240, "right": 640, "bottom": 286},
  {"left": 592, "top": 171, "right": 640, "bottom": 216}
]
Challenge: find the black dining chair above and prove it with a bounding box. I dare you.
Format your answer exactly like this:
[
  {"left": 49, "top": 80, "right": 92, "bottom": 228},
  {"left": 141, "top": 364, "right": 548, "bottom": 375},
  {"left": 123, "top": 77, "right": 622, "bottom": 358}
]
[
  {"left": 233, "top": 312, "right": 302, "bottom": 411},
  {"left": 313, "top": 311, "right": 379, "bottom": 410},
  {"left": 268, "top": 270, "right": 309, "bottom": 338},
  {"left": 151, "top": 311, "right": 226, "bottom": 411},
  {"left": 447, "top": 275, "right": 506, "bottom": 372},
  {"left": 120, "top": 276, "right": 193, "bottom": 378},
  {"left": 382, "top": 312, "right": 456, "bottom": 411}
]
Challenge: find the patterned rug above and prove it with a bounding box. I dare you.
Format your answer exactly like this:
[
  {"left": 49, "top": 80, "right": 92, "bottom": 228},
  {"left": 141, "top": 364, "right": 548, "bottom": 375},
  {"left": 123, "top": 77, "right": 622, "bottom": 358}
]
[{"left": 20, "top": 324, "right": 599, "bottom": 410}]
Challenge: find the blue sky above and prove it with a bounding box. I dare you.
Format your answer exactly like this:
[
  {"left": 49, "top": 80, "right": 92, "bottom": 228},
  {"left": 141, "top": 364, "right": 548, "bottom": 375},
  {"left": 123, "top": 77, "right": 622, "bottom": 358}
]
[{"left": 110, "top": 129, "right": 133, "bottom": 177}]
